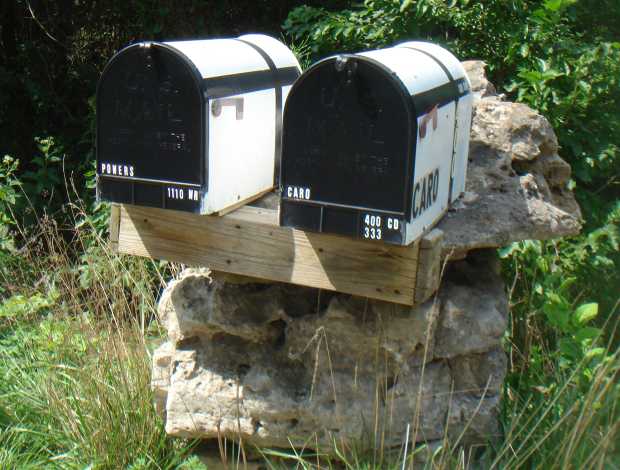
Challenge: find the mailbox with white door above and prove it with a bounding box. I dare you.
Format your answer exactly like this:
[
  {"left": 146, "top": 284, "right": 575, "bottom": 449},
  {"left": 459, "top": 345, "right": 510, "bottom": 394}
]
[{"left": 96, "top": 34, "right": 301, "bottom": 214}]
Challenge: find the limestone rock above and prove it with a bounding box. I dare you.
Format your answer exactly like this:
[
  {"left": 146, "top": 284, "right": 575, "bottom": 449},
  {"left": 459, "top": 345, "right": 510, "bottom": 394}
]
[
  {"left": 462, "top": 60, "right": 497, "bottom": 99},
  {"left": 449, "top": 348, "right": 507, "bottom": 398},
  {"left": 152, "top": 341, "right": 174, "bottom": 418},
  {"left": 245, "top": 61, "right": 581, "bottom": 257},
  {"left": 153, "top": 251, "right": 507, "bottom": 452},
  {"left": 158, "top": 270, "right": 290, "bottom": 344},
  {"left": 436, "top": 61, "right": 581, "bottom": 255}
]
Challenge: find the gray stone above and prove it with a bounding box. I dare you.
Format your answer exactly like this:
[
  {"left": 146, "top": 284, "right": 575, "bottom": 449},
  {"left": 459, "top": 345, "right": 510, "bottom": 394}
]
[
  {"left": 158, "top": 269, "right": 289, "bottom": 344},
  {"left": 449, "top": 348, "right": 507, "bottom": 398},
  {"left": 462, "top": 61, "right": 497, "bottom": 99},
  {"left": 436, "top": 62, "right": 581, "bottom": 256},
  {"left": 152, "top": 251, "right": 508, "bottom": 452}
]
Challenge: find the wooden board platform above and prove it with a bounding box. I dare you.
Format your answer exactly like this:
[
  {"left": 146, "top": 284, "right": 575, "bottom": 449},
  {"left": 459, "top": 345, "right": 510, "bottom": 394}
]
[{"left": 110, "top": 204, "right": 444, "bottom": 306}]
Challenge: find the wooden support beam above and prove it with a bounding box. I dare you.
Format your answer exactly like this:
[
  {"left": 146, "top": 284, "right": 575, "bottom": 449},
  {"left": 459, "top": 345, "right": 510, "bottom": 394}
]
[
  {"left": 113, "top": 204, "right": 430, "bottom": 305},
  {"left": 109, "top": 204, "right": 121, "bottom": 253},
  {"left": 414, "top": 228, "right": 445, "bottom": 304}
]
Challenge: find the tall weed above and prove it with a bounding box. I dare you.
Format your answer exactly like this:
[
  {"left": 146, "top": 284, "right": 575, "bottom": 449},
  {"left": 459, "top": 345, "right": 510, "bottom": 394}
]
[{"left": 0, "top": 190, "right": 193, "bottom": 468}]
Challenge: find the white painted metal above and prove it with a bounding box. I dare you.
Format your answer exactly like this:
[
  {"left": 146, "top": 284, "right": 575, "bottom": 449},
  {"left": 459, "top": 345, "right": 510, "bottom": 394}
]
[
  {"left": 206, "top": 88, "right": 276, "bottom": 213},
  {"left": 397, "top": 41, "right": 467, "bottom": 82},
  {"left": 239, "top": 34, "right": 302, "bottom": 71},
  {"left": 165, "top": 39, "right": 268, "bottom": 78},
  {"left": 167, "top": 34, "right": 300, "bottom": 214},
  {"left": 451, "top": 90, "right": 474, "bottom": 200},
  {"left": 359, "top": 48, "right": 449, "bottom": 95},
  {"left": 397, "top": 41, "right": 473, "bottom": 203},
  {"left": 404, "top": 103, "right": 456, "bottom": 244},
  {"left": 357, "top": 42, "right": 472, "bottom": 243}
]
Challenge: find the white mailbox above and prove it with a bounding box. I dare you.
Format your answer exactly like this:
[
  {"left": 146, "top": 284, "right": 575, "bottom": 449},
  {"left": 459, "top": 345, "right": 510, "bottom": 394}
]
[
  {"left": 97, "top": 34, "right": 301, "bottom": 214},
  {"left": 280, "top": 41, "right": 473, "bottom": 245}
]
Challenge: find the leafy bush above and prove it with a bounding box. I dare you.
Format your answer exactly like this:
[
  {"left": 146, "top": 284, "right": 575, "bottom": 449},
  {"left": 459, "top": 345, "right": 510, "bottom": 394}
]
[{"left": 0, "top": 155, "right": 20, "bottom": 252}]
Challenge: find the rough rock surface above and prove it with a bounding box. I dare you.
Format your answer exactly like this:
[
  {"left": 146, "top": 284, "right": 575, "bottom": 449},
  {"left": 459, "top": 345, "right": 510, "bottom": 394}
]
[
  {"left": 153, "top": 251, "right": 507, "bottom": 451},
  {"left": 442, "top": 61, "right": 580, "bottom": 256}
]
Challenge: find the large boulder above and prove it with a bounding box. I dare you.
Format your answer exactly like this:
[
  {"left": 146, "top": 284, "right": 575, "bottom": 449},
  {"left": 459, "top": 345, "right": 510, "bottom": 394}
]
[
  {"left": 153, "top": 251, "right": 506, "bottom": 451},
  {"left": 438, "top": 61, "right": 581, "bottom": 257}
]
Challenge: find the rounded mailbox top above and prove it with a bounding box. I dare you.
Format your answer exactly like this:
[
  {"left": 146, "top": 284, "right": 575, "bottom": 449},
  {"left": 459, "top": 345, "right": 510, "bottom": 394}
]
[
  {"left": 281, "top": 54, "right": 415, "bottom": 215},
  {"left": 395, "top": 41, "right": 470, "bottom": 86},
  {"left": 97, "top": 42, "right": 204, "bottom": 185}
]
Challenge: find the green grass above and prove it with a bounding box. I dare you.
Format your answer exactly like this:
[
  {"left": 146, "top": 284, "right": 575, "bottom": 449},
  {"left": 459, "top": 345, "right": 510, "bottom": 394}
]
[
  {"left": 0, "top": 317, "right": 189, "bottom": 469},
  {"left": 0, "top": 203, "right": 618, "bottom": 469},
  {"left": 0, "top": 205, "right": 198, "bottom": 469}
]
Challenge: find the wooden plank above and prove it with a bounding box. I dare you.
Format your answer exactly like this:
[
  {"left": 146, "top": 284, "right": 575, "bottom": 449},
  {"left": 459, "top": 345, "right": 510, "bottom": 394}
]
[
  {"left": 214, "top": 187, "right": 274, "bottom": 216},
  {"left": 116, "top": 204, "right": 422, "bottom": 305},
  {"left": 414, "top": 228, "right": 444, "bottom": 304},
  {"left": 109, "top": 204, "right": 121, "bottom": 253}
]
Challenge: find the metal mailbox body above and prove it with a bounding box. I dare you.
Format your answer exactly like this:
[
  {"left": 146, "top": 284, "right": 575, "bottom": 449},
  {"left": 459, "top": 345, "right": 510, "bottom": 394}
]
[
  {"left": 97, "top": 34, "right": 301, "bottom": 214},
  {"left": 279, "top": 41, "right": 473, "bottom": 245}
]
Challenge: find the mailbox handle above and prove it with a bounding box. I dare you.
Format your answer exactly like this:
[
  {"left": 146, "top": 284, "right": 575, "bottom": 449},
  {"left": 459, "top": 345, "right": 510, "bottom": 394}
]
[{"left": 211, "top": 97, "right": 244, "bottom": 120}]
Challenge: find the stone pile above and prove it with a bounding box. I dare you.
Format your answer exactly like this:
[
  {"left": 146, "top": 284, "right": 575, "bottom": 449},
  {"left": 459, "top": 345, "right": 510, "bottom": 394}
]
[{"left": 151, "top": 61, "right": 581, "bottom": 456}]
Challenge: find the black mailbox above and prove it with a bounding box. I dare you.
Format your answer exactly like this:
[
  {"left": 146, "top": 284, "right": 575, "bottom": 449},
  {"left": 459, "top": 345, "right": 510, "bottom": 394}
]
[
  {"left": 97, "top": 34, "right": 300, "bottom": 214},
  {"left": 279, "top": 41, "right": 473, "bottom": 245}
]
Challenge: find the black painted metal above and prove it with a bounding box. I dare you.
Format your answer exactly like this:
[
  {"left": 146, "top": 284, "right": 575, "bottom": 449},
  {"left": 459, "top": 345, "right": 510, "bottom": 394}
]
[
  {"left": 203, "top": 66, "right": 299, "bottom": 99},
  {"left": 96, "top": 42, "right": 205, "bottom": 211},
  {"left": 279, "top": 55, "right": 417, "bottom": 243},
  {"left": 236, "top": 39, "right": 300, "bottom": 187},
  {"left": 96, "top": 40, "right": 296, "bottom": 212}
]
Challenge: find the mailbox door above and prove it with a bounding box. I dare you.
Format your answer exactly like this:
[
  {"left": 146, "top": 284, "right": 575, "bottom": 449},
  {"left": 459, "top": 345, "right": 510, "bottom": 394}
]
[
  {"left": 281, "top": 56, "right": 414, "bottom": 215},
  {"left": 205, "top": 88, "right": 277, "bottom": 212},
  {"left": 97, "top": 43, "right": 204, "bottom": 210}
]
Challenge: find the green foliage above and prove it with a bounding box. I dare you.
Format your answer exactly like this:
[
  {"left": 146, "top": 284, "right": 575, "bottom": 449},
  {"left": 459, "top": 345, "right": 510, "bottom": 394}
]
[
  {"left": 0, "top": 316, "right": 194, "bottom": 469},
  {"left": 0, "top": 290, "right": 58, "bottom": 321},
  {"left": 0, "top": 197, "right": 191, "bottom": 468},
  {"left": 177, "top": 455, "right": 209, "bottom": 470},
  {"left": 500, "top": 240, "right": 612, "bottom": 386},
  {"left": 16, "top": 137, "right": 64, "bottom": 219},
  {"left": 0, "top": 155, "right": 20, "bottom": 251}
]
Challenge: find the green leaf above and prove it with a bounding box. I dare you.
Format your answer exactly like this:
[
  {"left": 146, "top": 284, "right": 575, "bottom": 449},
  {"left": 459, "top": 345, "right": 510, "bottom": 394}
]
[
  {"left": 559, "top": 337, "right": 581, "bottom": 360},
  {"left": 519, "top": 43, "right": 530, "bottom": 58},
  {"left": 400, "top": 0, "right": 414, "bottom": 12},
  {"left": 558, "top": 276, "right": 576, "bottom": 292},
  {"left": 543, "top": 297, "right": 571, "bottom": 332},
  {"left": 584, "top": 347, "right": 606, "bottom": 361},
  {"left": 498, "top": 243, "right": 520, "bottom": 258},
  {"left": 574, "top": 327, "right": 601, "bottom": 343},
  {"left": 544, "top": 0, "right": 563, "bottom": 12},
  {"left": 573, "top": 302, "right": 599, "bottom": 326}
]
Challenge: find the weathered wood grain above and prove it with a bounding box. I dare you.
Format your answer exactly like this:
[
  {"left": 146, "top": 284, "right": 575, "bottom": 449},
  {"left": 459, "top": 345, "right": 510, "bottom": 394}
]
[
  {"left": 109, "top": 204, "right": 121, "bottom": 252},
  {"left": 414, "top": 228, "right": 445, "bottom": 304},
  {"left": 115, "top": 204, "right": 424, "bottom": 305}
]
